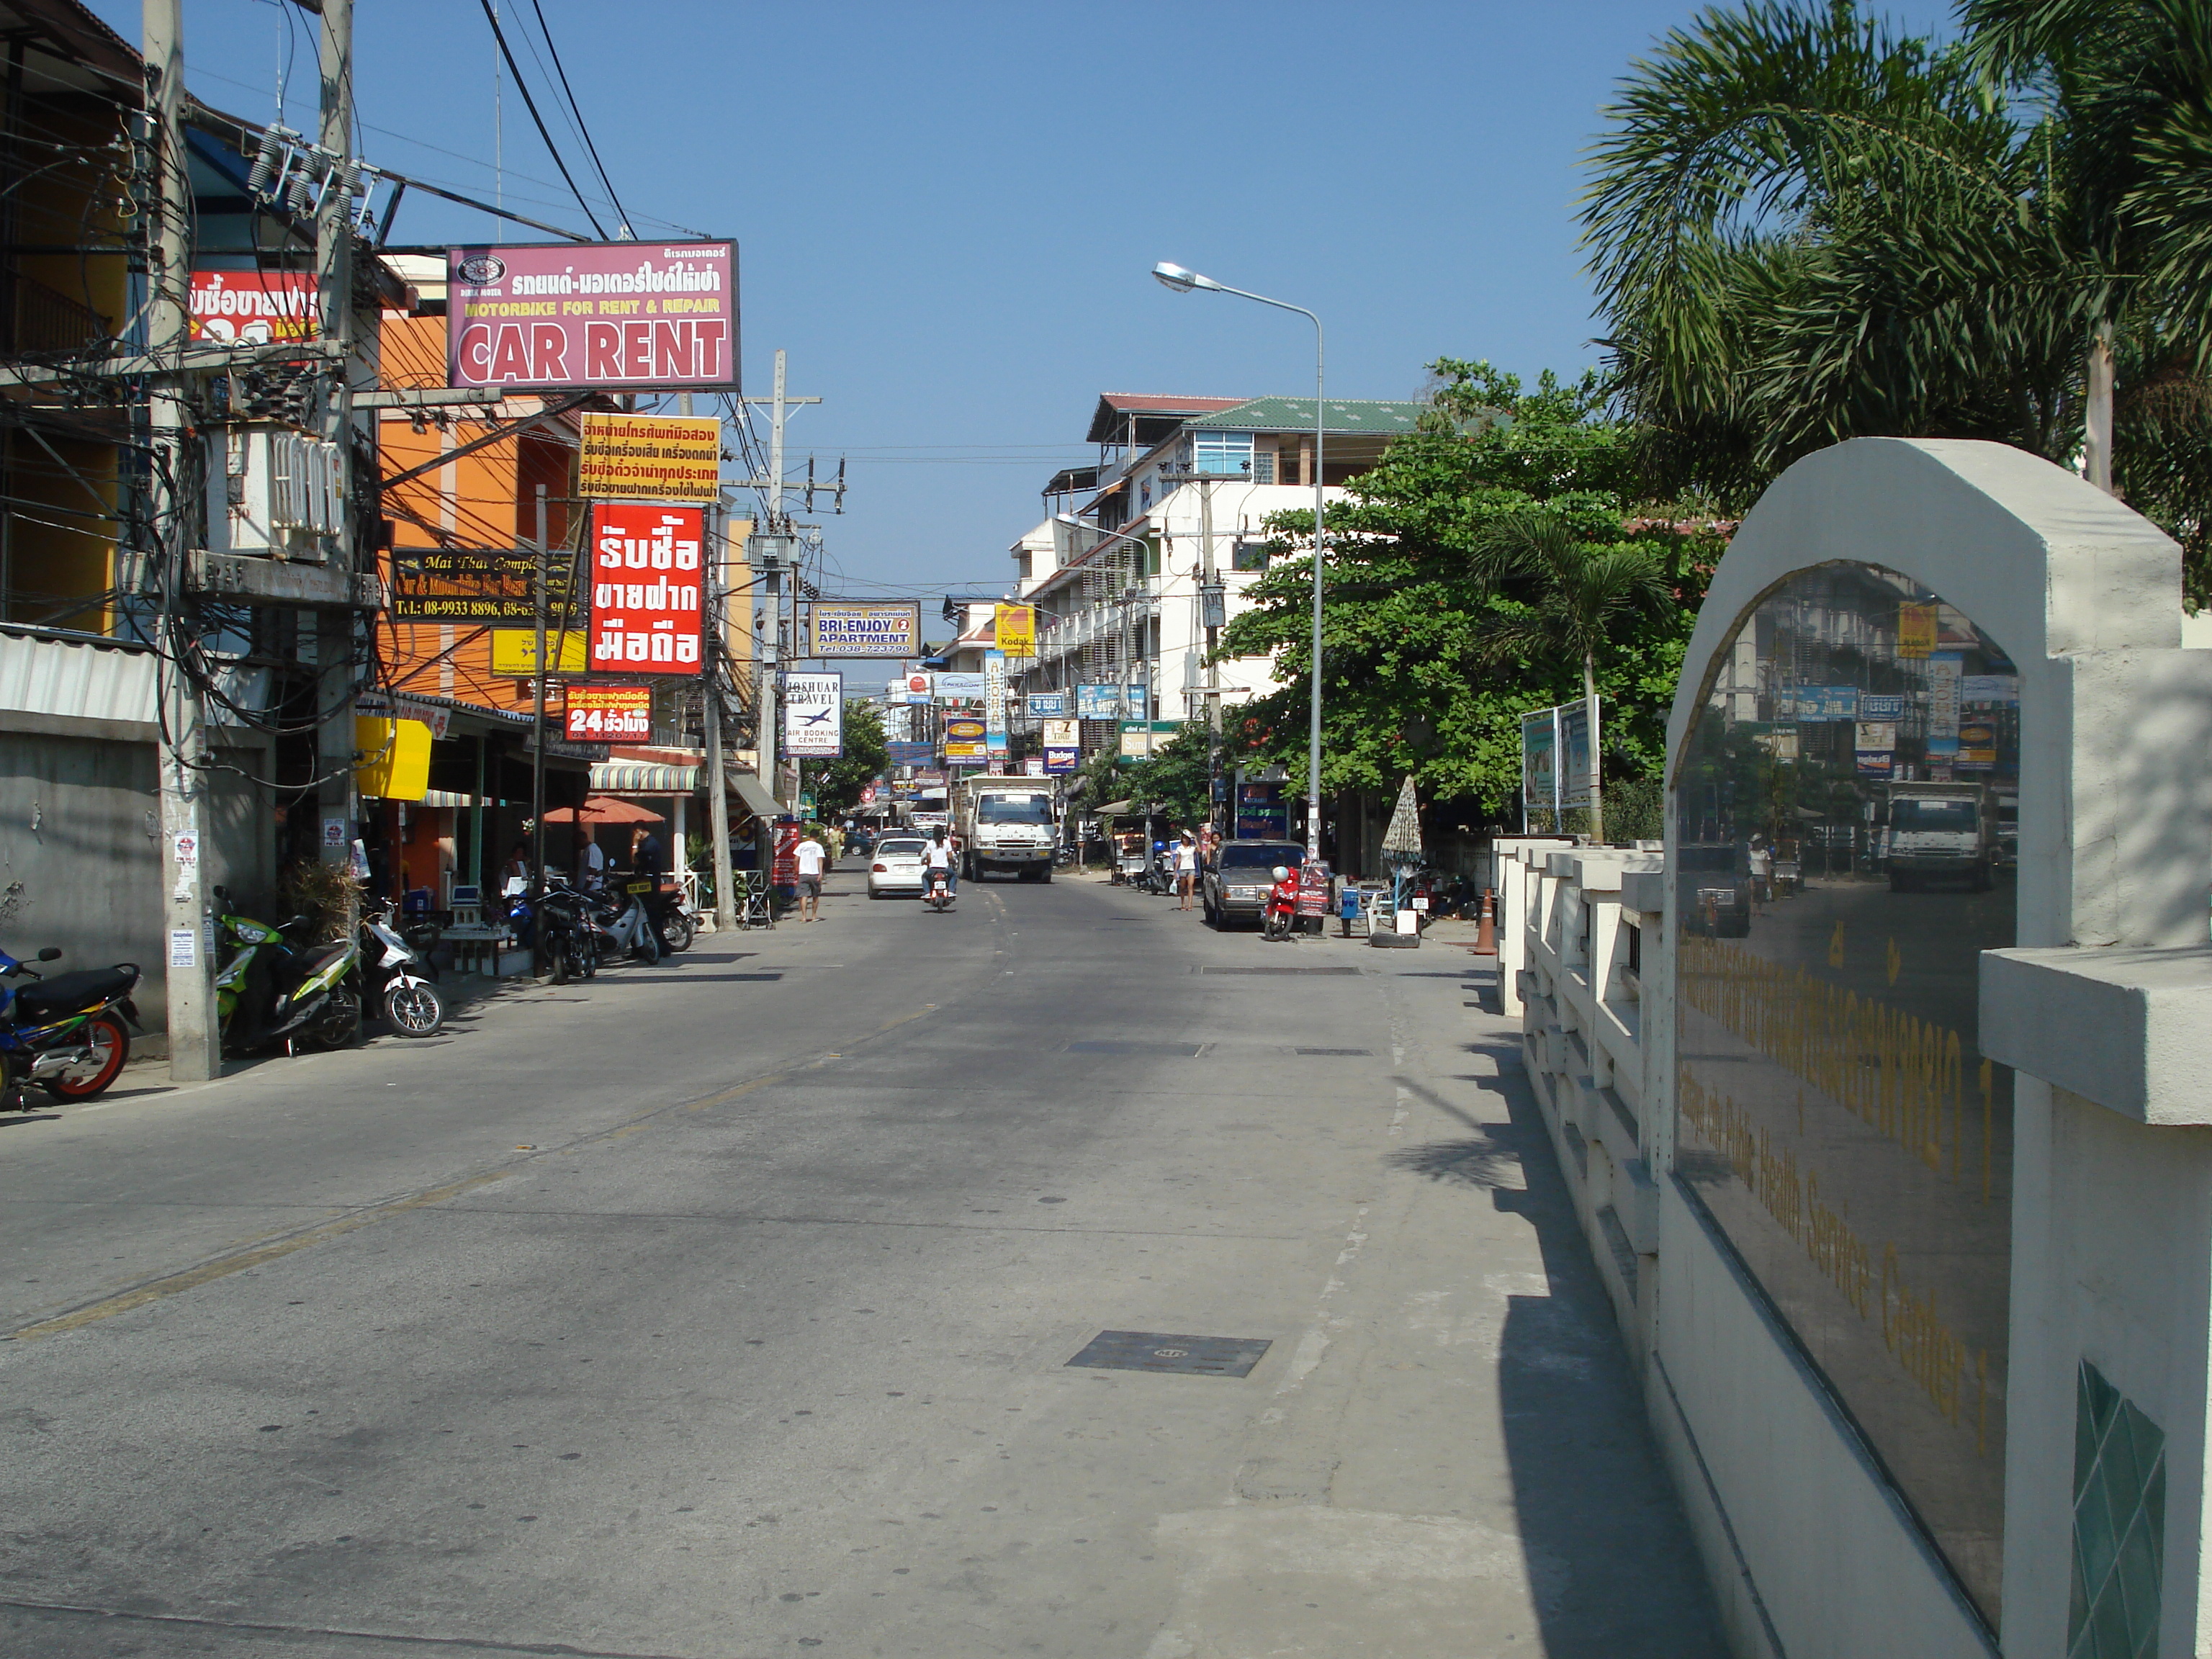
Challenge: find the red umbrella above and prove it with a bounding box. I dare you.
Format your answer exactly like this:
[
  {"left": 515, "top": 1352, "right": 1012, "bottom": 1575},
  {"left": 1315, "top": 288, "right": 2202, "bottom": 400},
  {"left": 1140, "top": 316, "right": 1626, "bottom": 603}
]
[{"left": 542, "top": 796, "right": 666, "bottom": 825}]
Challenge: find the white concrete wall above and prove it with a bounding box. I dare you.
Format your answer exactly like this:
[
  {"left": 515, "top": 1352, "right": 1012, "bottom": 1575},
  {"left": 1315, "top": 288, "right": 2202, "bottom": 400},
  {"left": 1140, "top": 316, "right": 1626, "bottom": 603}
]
[{"left": 1505, "top": 441, "right": 2212, "bottom": 1659}]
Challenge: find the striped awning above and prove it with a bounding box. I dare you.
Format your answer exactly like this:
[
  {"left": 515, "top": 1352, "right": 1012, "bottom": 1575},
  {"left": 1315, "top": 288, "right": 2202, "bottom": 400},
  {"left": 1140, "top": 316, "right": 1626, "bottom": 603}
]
[
  {"left": 421, "top": 790, "right": 477, "bottom": 808},
  {"left": 590, "top": 762, "right": 701, "bottom": 794}
]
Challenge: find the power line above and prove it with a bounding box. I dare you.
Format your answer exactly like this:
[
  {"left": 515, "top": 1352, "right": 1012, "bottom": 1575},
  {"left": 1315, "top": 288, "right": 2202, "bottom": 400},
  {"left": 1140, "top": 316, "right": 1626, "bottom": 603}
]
[
  {"left": 527, "top": 0, "right": 633, "bottom": 238},
  {"left": 475, "top": 0, "right": 607, "bottom": 238}
]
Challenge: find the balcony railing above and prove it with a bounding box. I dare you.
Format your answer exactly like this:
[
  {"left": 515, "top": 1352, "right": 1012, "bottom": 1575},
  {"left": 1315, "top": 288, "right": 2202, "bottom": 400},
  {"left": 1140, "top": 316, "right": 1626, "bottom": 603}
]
[{"left": 5, "top": 272, "right": 110, "bottom": 356}]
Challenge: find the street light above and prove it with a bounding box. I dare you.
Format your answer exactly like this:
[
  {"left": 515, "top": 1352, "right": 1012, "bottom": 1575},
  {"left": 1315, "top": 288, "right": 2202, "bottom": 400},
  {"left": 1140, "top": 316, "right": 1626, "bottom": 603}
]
[{"left": 1153, "top": 261, "right": 1326, "bottom": 861}]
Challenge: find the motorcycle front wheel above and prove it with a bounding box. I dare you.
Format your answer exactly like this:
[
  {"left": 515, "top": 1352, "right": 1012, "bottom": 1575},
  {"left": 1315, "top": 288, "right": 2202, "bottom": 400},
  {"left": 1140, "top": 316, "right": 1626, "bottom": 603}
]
[
  {"left": 384, "top": 979, "right": 444, "bottom": 1038},
  {"left": 40, "top": 1012, "right": 130, "bottom": 1100}
]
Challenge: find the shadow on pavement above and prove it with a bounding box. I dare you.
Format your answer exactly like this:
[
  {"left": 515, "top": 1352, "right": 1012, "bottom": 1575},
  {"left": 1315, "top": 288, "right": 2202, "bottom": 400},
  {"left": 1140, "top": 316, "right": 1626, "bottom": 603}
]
[{"left": 1388, "top": 1069, "right": 1725, "bottom": 1655}]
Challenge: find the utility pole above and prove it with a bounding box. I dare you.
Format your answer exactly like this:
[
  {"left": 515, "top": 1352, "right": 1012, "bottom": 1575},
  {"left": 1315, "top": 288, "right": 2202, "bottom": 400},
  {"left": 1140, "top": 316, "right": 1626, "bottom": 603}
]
[
  {"left": 1197, "top": 477, "right": 1224, "bottom": 830},
  {"left": 529, "top": 481, "right": 549, "bottom": 926},
  {"left": 686, "top": 390, "right": 737, "bottom": 933},
  {"left": 147, "top": 0, "right": 217, "bottom": 1082},
  {"left": 313, "top": 0, "right": 359, "bottom": 922},
  {"left": 739, "top": 350, "right": 822, "bottom": 809}
]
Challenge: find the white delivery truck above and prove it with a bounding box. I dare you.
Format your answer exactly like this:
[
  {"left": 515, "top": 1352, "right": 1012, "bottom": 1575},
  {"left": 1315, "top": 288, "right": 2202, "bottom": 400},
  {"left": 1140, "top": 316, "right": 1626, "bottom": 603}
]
[
  {"left": 953, "top": 777, "right": 1058, "bottom": 883},
  {"left": 1879, "top": 781, "right": 2000, "bottom": 891}
]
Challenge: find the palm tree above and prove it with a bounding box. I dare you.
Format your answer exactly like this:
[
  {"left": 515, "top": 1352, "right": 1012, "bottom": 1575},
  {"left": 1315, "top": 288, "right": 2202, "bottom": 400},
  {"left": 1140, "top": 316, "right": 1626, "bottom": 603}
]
[
  {"left": 1467, "top": 512, "right": 1676, "bottom": 844},
  {"left": 1583, "top": 0, "right": 2212, "bottom": 588}
]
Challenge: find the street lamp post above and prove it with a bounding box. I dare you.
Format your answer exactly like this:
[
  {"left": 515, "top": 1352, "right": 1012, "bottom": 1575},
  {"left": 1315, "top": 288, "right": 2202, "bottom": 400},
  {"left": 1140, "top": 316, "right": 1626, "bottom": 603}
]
[{"left": 1154, "top": 262, "right": 1326, "bottom": 863}]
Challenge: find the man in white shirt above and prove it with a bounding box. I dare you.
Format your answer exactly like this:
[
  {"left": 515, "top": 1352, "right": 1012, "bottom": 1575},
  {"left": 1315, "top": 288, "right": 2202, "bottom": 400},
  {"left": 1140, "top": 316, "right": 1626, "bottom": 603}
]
[
  {"left": 574, "top": 830, "right": 606, "bottom": 892},
  {"left": 793, "top": 829, "right": 829, "bottom": 922}
]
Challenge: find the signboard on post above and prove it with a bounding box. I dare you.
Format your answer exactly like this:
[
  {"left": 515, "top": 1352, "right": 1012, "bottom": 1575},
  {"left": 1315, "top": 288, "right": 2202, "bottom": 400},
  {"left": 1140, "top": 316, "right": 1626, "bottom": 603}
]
[
  {"left": 564, "top": 685, "right": 653, "bottom": 743},
  {"left": 1559, "top": 697, "right": 1599, "bottom": 810},
  {"left": 1043, "top": 747, "right": 1078, "bottom": 774},
  {"left": 1521, "top": 709, "right": 1560, "bottom": 811},
  {"left": 1026, "top": 691, "right": 1068, "bottom": 717},
  {"left": 933, "top": 673, "right": 986, "bottom": 701},
  {"left": 994, "top": 603, "right": 1035, "bottom": 657},
  {"left": 809, "top": 601, "right": 921, "bottom": 659},
  {"left": 943, "top": 716, "right": 985, "bottom": 760},
  {"left": 588, "top": 503, "right": 703, "bottom": 675},
  {"left": 446, "top": 240, "right": 737, "bottom": 392},
  {"left": 783, "top": 672, "right": 844, "bottom": 758},
  {"left": 190, "top": 269, "right": 317, "bottom": 344},
  {"left": 577, "top": 413, "right": 722, "bottom": 503}
]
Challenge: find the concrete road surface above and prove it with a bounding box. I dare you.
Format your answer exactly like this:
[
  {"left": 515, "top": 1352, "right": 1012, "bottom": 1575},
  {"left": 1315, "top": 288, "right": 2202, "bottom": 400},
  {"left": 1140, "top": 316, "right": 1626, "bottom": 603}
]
[{"left": 0, "top": 862, "right": 1721, "bottom": 1658}]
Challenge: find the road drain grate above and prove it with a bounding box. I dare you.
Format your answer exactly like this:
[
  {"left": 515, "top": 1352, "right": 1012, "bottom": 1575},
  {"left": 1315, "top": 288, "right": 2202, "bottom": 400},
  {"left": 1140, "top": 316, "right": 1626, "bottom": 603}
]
[
  {"left": 1294, "top": 1047, "right": 1372, "bottom": 1056},
  {"left": 1064, "top": 1040, "right": 1206, "bottom": 1056},
  {"left": 1066, "top": 1330, "right": 1272, "bottom": 1377},
  {"left": 1193, "top": 966, "right": 1362, "bottom": 976}
]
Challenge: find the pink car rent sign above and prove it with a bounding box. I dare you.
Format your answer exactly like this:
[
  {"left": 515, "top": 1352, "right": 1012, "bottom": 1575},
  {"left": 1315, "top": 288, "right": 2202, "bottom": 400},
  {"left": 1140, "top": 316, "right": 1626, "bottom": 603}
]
[{"left": 445, "top": 240, "right": 737, "bottom": 392}]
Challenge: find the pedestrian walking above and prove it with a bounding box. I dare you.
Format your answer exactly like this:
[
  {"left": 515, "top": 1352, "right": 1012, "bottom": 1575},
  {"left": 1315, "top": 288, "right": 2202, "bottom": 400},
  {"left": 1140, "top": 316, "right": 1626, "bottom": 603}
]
[
  {"left": 793, "top": 827, "right": 828, "bottom": 922},
  {"left": 1174, "top": 831, "right": 1197, "bottom": 910}
]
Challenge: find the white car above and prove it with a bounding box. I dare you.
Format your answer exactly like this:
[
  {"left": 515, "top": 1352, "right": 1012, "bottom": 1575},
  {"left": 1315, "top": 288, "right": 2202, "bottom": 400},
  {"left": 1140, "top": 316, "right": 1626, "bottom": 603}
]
[{"left": 868, "top": 836, "right": 930, "bottom": 899}]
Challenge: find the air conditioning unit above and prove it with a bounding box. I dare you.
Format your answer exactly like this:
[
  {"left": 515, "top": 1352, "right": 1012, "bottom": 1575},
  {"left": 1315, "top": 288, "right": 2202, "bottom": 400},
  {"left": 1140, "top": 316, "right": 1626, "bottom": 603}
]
[{"left": 204, "top": 424, "right": 342, "bottom": 559}]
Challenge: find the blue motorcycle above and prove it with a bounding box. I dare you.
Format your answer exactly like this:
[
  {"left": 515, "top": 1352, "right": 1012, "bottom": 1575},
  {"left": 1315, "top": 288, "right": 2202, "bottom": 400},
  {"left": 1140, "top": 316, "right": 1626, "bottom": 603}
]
[{"left": 0, "top": 944, "right": 141, "bottom": 1109}]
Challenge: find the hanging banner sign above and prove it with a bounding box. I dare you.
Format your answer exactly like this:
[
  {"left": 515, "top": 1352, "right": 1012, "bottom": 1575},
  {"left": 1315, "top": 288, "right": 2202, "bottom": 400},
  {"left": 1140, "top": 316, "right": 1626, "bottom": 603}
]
[
  {"left": 588, "top": 503, "right": 703, "bottom": 675},
  {"left": 933, "top": 672, "right": 986, "bottom": 701},
  {"left": 1026, "top": 691, "right": 1068, "bottom": 717},
  {"left": 1076, "top": 683, "right": 1122, "bottom": 719},
  {"left": 994, "top": 603, "right": 1035, "bottom": 657},
  {"left": 490, "top": 630, "right": 588, "bottom": 675},
  {"left": 984, "top": 649, "right": 1009, "bottom": 756},
  {"left": 1898, "top": 603, "right": 1938, "bottom": 660},
  {"left": 564, "top": 685, "right": 654, "bottom": 743},
  {"left": 809, "top": 601, "right": 922, "bottom": 659},
  {"left": 190, "top": 269, "right": 318, "bottom": 344},
  {"left": 783, "top": 671, "right": 845, "bottom": 757},
  {"left": 446, "top": 239, "right": 738, "bottom": 392},
  {"left": 577, "top": 412, "right": 723, "bottom": 502}
]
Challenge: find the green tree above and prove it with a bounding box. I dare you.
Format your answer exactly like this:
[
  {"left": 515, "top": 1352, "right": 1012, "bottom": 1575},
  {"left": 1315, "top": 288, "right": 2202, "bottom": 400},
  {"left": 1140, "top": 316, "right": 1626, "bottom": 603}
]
[
  {"left": 806, "top": 701, "right": 889, "bottom": 817},
  {"left": 1217, "top": 361, "right": 1712, "bottom": 821},
  {"left": 1583, "top": 0, "right": 2212, "bottom": 593},
  {"left": 1467, "top": 512, "right": 1677, "bottom": 842},
  {"left": 1118, "top": 722, "right": 1214, "bottom": 828}
]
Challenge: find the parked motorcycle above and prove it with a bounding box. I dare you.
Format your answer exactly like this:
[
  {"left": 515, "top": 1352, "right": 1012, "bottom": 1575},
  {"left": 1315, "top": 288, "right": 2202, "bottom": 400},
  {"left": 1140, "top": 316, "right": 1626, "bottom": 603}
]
[
  {"left": 641, "top": 879, "right": 696, "bottom": 954},
  {"left": 361, "top": 902, "right": 444, "bottom": 1037},
  {"left": 591, "top": 880, "right": 662, "bottom": 964},
  {"left": 0, "top": 944, "right": 140, "bottom": 1107},
  {"left": 212, "top": 889, "right": 360, "bottom": 1052},
  {"left": 508, "top": 878, "right": 599, "bottom": 984}
]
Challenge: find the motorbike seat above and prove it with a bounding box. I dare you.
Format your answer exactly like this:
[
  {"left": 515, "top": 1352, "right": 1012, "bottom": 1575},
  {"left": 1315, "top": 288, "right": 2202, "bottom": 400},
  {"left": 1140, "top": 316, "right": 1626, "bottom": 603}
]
[
  {"left": 13, "top": 965, "right": 138, "bottom": 1023},
  {"left": 295, "top": 942, "right": 352, "bottom": 977}
]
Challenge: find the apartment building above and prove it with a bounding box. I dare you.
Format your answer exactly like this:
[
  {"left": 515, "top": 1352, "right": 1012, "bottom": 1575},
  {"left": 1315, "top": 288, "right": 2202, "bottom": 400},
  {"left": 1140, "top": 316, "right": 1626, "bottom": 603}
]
[{"left": 1010, "top": 391, "right": 1425, "bottom": 756}]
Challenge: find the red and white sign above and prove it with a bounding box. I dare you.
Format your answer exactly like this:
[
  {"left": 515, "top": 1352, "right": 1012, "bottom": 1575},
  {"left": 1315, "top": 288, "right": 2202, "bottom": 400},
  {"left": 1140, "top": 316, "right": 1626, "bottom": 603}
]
[
  {"left": 565, "top": 685, "right": 653, "bottom": 743},
  {"left": 589, "top": 503, "right": 703, "bottom": 675},
  {"left": 446, "top": 240, "right": 737, "bottom": 392},
  {"left": 189, "top": 269, "right": 317, "bottom": 344}
]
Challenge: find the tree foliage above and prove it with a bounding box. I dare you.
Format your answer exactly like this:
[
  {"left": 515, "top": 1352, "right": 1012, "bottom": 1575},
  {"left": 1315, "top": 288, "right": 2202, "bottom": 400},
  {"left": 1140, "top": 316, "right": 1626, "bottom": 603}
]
[
  {"left": 1116, "top": 722, "right": 1214, "bottom": 828},
  {"left": 1216, "top": 362, "right": 1714, "bottom": 817},
  {"left": 1583, "top": 0, "right": 2212, "bottom": 594},
  {"left": 808, "top": 701, "right": 889, "bottom": 817}
]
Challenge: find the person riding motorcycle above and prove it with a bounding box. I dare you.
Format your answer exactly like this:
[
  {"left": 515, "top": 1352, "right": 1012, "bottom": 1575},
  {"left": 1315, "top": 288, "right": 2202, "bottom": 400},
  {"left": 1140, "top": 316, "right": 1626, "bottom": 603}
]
[
  {"left": 923, "top": 827, "right": 956, "bottom": 905},
  {"left": 1263, "top": 865, "right": 1301, "bottom": 940}
]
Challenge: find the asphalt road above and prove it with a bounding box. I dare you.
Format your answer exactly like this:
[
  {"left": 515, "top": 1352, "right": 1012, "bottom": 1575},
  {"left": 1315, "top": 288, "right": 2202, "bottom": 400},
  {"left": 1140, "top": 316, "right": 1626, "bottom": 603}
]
[{"left": 0, "top": 862, "right": 1720, "bottom": 1658}]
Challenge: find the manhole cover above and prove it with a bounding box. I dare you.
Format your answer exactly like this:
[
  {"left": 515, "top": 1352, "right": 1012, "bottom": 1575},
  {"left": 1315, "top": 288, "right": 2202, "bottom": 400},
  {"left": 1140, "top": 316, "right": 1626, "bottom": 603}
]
[
  {"left": 1193, "top": 966, "right": 1362, "bottom": 976},
  {"left": 1294, "top": 1047, "right": 1372, "bottom": 1056},
  {"left": 1064, "top": 1040, "right": 1206, "bottom": 1056},
  {"left": 1066, "top": 1330, "right": 1272, "bottom": 1377}
]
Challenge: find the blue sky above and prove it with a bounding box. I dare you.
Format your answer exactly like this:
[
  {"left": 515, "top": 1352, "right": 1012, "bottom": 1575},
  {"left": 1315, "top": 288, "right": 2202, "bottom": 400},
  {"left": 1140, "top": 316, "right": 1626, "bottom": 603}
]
[{"left": 93, "top": 0, "right": 1951, "bottom": 620}]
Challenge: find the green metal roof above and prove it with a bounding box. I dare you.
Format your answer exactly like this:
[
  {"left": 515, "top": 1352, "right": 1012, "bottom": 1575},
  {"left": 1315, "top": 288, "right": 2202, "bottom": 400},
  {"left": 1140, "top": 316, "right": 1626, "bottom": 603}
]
[{"left": 1182, "top": 397, "right": 1428, "bottom": 436}]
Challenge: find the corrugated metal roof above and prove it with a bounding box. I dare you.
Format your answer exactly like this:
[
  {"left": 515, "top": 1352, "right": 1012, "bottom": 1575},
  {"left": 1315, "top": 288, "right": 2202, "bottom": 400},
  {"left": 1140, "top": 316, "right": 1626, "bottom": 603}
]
[
  {"left": 1087, "top": 394, "right": 1249, "bottom": 444},
  {"left": 0, "top": 626, "right": 158, "bottom": 725},
  {"left": 1182, "top": 397, "right": 1427, "bottom": 436}
]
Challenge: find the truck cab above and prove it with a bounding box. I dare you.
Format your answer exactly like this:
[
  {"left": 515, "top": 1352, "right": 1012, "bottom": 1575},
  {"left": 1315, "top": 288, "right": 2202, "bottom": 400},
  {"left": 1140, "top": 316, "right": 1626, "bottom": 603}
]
[
  {"left": 953, "top": 782, "right": 1058, "bottom": 883},
  {"left": 1879, "top": 781, "right": 1998, "bottom": 891}
]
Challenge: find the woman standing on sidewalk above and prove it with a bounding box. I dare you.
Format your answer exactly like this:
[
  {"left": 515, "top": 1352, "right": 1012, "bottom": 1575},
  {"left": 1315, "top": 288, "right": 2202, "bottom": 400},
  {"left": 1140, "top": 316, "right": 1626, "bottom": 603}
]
[{"left": 1174, "top": 831, "right": 1197, "bottom": 911}]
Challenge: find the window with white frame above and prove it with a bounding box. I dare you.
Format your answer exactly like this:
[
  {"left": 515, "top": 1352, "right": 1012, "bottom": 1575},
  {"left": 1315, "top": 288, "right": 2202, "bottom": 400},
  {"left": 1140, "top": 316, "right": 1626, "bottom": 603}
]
[{"left": 1192, "top": 430, "right": 1254, "bottom": 476}]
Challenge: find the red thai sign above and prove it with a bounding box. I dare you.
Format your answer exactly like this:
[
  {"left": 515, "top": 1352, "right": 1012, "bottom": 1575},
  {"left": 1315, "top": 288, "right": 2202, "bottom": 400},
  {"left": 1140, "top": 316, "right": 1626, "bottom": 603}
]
[
  {"left": 588, "top": 503, "right": 703, "bottom": 675},
  {"left": 564, "top": 685, "right": 652, "bottom": 743},
  {"left": 445, "top": 240, "right": 737, "bottom": 392},
  {"left": 189, "top": 269, "right": 318, "bottom": 344}
]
